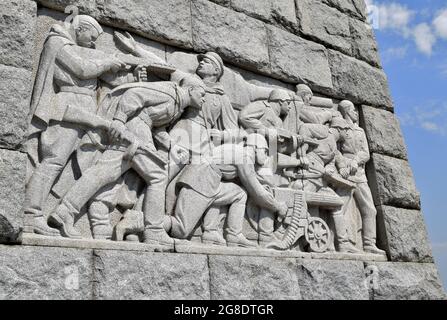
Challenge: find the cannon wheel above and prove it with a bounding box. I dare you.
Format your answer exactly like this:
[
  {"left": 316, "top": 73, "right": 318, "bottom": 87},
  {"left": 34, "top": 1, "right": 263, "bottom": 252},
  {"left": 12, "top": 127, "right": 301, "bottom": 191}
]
[{"left": 305, "top": 217, "right": 330, "bottom": 253}]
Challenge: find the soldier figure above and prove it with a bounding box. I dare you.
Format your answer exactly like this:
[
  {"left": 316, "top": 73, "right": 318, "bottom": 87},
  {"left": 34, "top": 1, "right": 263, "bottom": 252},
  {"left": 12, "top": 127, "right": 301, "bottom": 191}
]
[
  {"left": 165, "top": 134, "right": 288, "bottom": 248},
  {"left": 25, "top": 15, "right": 127, "bottom": 236},
  {"left": 336, "top": 100, "right": 385, "bottom": 255},
  {"left": 48, "top": 82, "right": 205, "bottom": 249}
]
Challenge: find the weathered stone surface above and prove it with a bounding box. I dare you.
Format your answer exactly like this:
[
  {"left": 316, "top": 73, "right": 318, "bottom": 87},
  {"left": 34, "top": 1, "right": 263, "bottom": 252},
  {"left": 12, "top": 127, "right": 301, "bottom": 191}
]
[
  {"left": 367, "top": 153, "right": 420, "bottom": 209},
  {"left": 208, "top": 0, "right": 230, "bottom": 6},
  {"left": 378, "top": 206, "right": 433, "bottom": 263},
  {"left": 296, "top": 0, "right": 352, "bottom": 55},
  {"left": 322, "top": 0, "right": 367, "bottom": 20},
  {"left": 191, "top": 0, "right": 270, "bottom": 73},
  {"left": 0, "top": 246, "right": 93, "bottom": 299},
  {"left": 328, "top": 50, "right": 392, "bottom": 109},
  {"left": 296, "top": 259, "right": 369, "bottom": 300},
  {"left": 0, "top": 65, "right": 32, "bottom": 150},
  {"left": 0, "top": 0, "right": 37, "bottom": 70},
  {"left": 360, "top": 105, "right": 407, "bottom": 160},
  {"left": 93, "top": 250, "right": 210, "bottom": 300},
  {"left": 268, "top": 25, "right": 333, "bottom": 91},
  {"left": 350, "top": 18, "right": 381, "bottom": 67},
  {"left": 0, "top": 149, "right": 26, "bottom": 243},
  {"left": 37, "top": 0, "right": 192, "bottom": 47},
  {"left": 367, "top": 262, "right": 446, "bottom": 300},
  {"left": 209, "top": 256, "right": 301, "bottom": 300},
  {"left": 231, "top": 0, "right": 297, "bottom": 28}
]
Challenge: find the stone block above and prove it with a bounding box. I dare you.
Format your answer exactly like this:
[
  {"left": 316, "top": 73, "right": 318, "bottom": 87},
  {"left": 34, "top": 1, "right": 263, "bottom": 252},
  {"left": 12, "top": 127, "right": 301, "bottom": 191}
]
[
  {"left": 0, "top": 0, "right": 37, "bottom": 70},
  {"left": 367, "top": 153, "right": 420, "bottom": 209},
  {"left": 208, "top": 256, "right": 301, "bottom": 300},
  {"left": 268, "top": 25, "right": 333, "bottom": 91},
  {"left": 296, "top": 259, "right": 369, "bottom": 300},
  {"left": 0, "top": 65, "right": 32, "bottom": 150},
  {"left": 322, "top": 0, "right": 367, "bottom": 20},
  {"left": 328, "top": 50, "right": 393, "bottom": 109},
  {"left": 366, "top": 262, "right": 446, "bottom": 300},
  {"left": 191, "top": 0, "right": 270, "bottom": 73},
  {"left": 0, "top": 246, "right": 93, "bottom": 300},
  {"left": 378, "top": 206, "right": 433, "bottom": 263},
  {"left": 0, "top": 149, "right": 26, "bottom": 243},
  {"left": 37, "top": 0, "right": 193, "bottom": 47},
  {"left": 360, "top": 105, "right": 407, "bottom": 160},
  {"left": 231, "top": 0, "right": 297, "bottom": 28},
  {"left": 93, "top": 250, "right": 210, "bottom": 300},
  {"left": 349, "top": 18, "right": 381, "bottom": 67},
  {"left": 296, "top": 0, "right": 352, "bottom": 55}
]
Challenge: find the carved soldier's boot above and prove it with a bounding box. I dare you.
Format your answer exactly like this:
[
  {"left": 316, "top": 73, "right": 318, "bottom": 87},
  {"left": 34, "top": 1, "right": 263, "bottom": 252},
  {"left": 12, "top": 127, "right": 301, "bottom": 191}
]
[
  {"left": 362, "top": 215, "right": 386, "bottom": 255},
  {"left": 48, "top": 202, "right": 82, "bottom": 239},
  {"left": 92, "top": 225, "right": 113, "bottom": 240},
  {"left": 202, "top": 231, "right": 227, "bottom": 246},
  {"left": 226, "top": 233, "right": 258, "bottom": 248},
  {"left": 259, "top": 233, "right": 277, "bottom": 248},
  {"left": 333, "top": 214, "right": 361, "bottom": 254},
  {"left": 114, "top": 210, "right": 144, "bottom": 241},
  {"left": 143, "top": 227, "right": 174, "bottom": 249},
  {"left": 338, "top": 241, "right": 362, "bottom": 254},
  {"left": 363, "top": 242, "right": 386, "bottom": 255},
  {"left": 24, "top": 213, "right": 61, "bottom": 237}
]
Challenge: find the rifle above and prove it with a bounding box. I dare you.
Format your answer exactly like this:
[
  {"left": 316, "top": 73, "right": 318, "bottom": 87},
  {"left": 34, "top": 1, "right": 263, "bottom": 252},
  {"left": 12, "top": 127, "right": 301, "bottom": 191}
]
[
  {"left": 62, "top": 105, "right": 167, "bottom": 166},
  {"left": 276, "top": 128, "right": 319, "bottom": 147},
  {"left": 115, "top": 54, "right": 177, "bottom": 76}
]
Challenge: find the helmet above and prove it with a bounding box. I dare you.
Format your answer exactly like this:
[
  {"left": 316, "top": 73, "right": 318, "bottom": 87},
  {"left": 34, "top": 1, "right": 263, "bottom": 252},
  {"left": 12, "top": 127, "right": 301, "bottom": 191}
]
[
  {"left": 296, "top": 84, "right": 313, "bottom": 97},
  {"left": 246, "top": 133, "right": 268, "bottom": 149},
  {"left": 269, "top": 89, "right": 291, "bottom": 102}
]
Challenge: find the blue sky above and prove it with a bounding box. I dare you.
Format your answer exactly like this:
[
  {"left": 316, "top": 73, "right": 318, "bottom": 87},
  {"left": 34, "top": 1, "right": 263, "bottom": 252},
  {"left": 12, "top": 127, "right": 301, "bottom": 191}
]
[{"left": 367, "top": 0, "right": 447, "bottom": 289}]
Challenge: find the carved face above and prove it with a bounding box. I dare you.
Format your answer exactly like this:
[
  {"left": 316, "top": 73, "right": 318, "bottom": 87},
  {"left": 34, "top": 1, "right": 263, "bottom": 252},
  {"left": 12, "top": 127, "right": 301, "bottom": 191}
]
[
  {"left": 196, "top": 57, "right": 219, "bottom": 79},
  {"left": 279, "top": 100, "right": 292, "bottom": 116},
  {"left": 302, "top": 92, "right": 313, "bottom": 105},
  {"left": 255, "top": 148, "right": 269, "bottom": 166},
  {"left": 75, "top": 25, "right": 99, "bottom": 48},
  {"left": 347, "top": 105, "right": 359, "bottom": 123},
  {"left": 189, "top": 86, "right": 206, "bottom": 109}
]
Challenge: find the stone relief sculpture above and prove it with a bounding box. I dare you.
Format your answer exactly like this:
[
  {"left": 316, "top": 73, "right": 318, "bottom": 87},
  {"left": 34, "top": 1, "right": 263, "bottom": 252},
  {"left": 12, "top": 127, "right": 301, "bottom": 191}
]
[{"left": 24, "top": 14, "right": 386, "bottom": 257}]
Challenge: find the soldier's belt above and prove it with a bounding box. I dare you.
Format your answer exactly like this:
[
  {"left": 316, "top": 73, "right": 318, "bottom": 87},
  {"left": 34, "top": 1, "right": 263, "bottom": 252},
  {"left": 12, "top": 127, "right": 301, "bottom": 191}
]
[{"left": 59, "top": 86, "right": 96, "bottom": 97}]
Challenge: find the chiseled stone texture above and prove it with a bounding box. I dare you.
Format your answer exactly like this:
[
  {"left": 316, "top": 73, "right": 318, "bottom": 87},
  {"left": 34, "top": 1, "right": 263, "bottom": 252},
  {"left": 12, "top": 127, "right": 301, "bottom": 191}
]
[
  {"left": 367, "top": 153, "right": 421, "bottom": 209},
  {"left": 37, "top": 0, "right": 193, "bottom": 48},
  {"left": 322, "top": 0, "right": 367, "bottom": 20},
  {"left": 349, "top": 18, "right": 381, "bottom": 67},
  {"left": 378, "top": 206, "right": 433, "bottom": 263},
  {"left": 0, "top": 65, "right": 33, "bottom": 150},
  {"left": 231, "top": 0, "right": 297, "bottom": 28},
  {"left": 208, "top": 256, "right": 301, "bottom": 300},
  {"left": 296, "top": 259, "right": 369, "bottom": 300},
  {"left": 268, "top": 25, "right": 333, "bottom": 91},
  {"left": 0, "top": 246, "right": 93, "bottom": 300},
  {"left": 367, "top": 262, "right": 446, "bottom": 300},
  {"left": 360, "top": 105, "right": 408, "bottom": 160},
  {"left": 0, "top": 149, "right": 26, "bottom": 243},
  {"left": 296, "top": 0, "right": 352, "bottom": 55},
  {"left": 191, "top": 0, "right": 270, "bottom": 73},
  {"left": 93, "top": 250, "right": 210, "bottom": 300},
  {"left": 0, "top": 0, "right": 37, "bottom": 70},
  {"left": 328, "top": 50, "right": 392, "bottom": 109}
]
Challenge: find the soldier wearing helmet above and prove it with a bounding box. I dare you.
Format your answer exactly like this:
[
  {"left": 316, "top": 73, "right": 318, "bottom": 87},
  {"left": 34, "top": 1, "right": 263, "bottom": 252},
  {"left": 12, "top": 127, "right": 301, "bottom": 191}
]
[{"left": 164, "top": 133, "right": 288, "bottom": 248}]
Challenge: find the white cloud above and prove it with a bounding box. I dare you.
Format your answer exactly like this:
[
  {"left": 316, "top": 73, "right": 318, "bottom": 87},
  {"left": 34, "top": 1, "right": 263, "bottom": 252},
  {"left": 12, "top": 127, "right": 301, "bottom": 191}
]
[
  {"left": 366, "top": 1, "right": 414, "bottom": 35},
  {"left": 383, "top": 46, "right": 408, "bottom": 60},
  {"left": 399, "top": 103, "right": 447, "bottom": 137},
  {"left": 413, "top": 23, "right": 437, "bottom": 56},
  {"left": 433, "top": 9, "right": 447, "bottom": 39}
]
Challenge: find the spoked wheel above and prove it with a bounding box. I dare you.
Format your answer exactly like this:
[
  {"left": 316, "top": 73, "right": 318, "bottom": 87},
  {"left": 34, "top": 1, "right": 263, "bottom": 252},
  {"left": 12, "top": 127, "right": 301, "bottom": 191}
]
[{"left": 305, "top": 217, "right": 330, "bottom": 253}]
